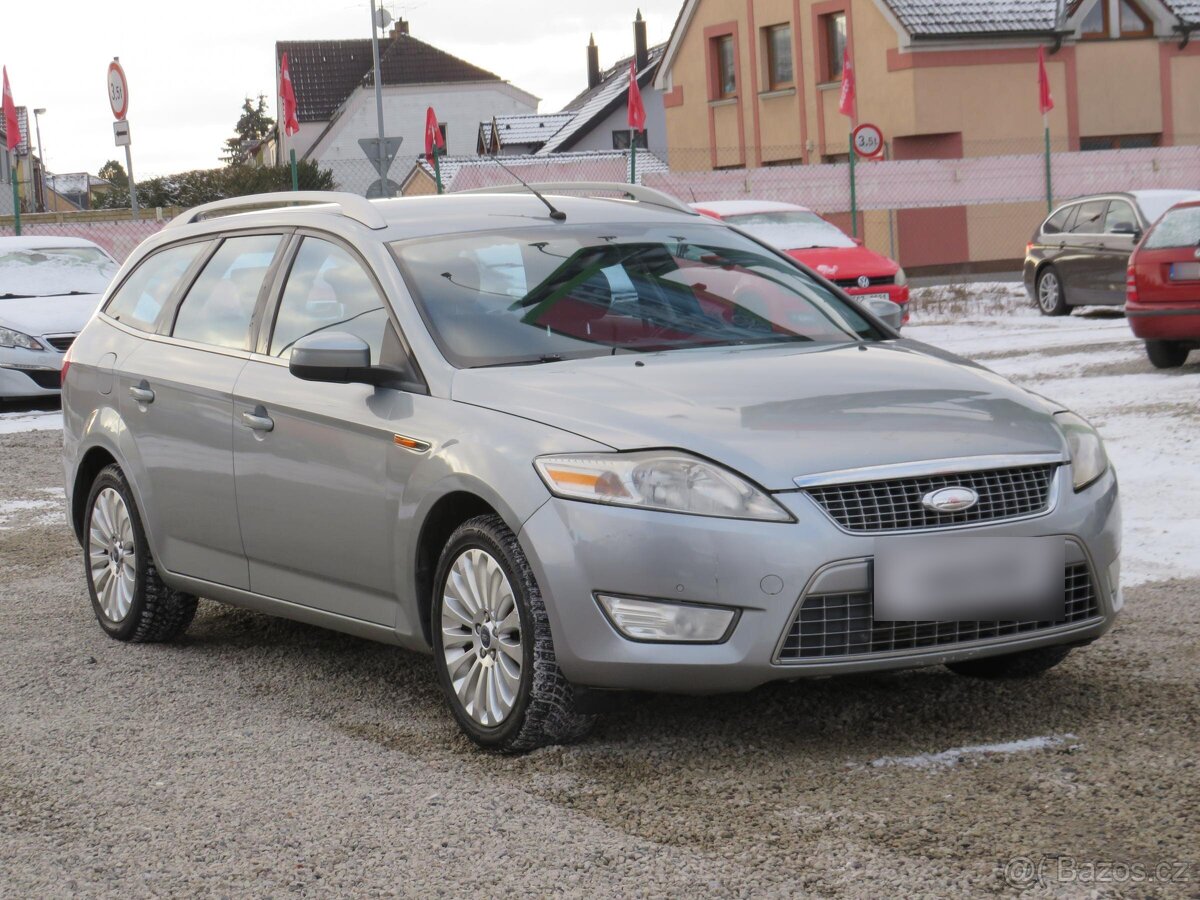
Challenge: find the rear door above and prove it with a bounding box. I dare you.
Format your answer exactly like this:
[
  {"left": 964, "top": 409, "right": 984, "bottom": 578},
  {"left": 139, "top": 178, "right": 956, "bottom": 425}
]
[
  {"left": 232, "top": 233, "right": 428, "bottom": 626},
  {"left": 118, "top": 232, "right": 286, "bottom": 589}
]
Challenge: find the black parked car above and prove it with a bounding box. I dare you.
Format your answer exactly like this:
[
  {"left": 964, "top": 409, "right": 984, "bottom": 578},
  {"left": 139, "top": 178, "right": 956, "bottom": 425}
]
[{"left": 1023, "top": 190, "right": 1200, "bottom": 316}]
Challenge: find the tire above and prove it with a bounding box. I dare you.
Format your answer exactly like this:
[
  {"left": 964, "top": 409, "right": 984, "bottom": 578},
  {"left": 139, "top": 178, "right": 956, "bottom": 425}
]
[
  {"left": 945, "top": 645, "right": 1071, "bottom": 679},
  {"left": 431, "top": 514, "right": 594, "bottom": 752},
  {"left": 1035, "top": 267, "right": 1069, "bottom": 316},
  {"left": 83, "top": 464, "right": 197, "bottom": 643},
  {"left": 1145, "top": 340, "right": 1189, "bottom": 369}
]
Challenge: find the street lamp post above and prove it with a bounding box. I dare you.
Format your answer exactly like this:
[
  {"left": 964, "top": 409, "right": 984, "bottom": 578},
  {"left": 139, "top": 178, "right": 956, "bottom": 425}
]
[{"left": 32, "top": 107, "right": 46, "bottom": 212}]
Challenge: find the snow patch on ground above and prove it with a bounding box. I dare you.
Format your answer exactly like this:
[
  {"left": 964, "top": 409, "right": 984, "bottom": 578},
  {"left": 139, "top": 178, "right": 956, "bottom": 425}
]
[
  {"left": 0, "top": 409, "right": 63, "bottom": 434},
  {"left": 866, "top": 734, "right": 1077, "bottom": 770},
  {"left": 0, "top": 488, "right": 64, "bottom": 529}
]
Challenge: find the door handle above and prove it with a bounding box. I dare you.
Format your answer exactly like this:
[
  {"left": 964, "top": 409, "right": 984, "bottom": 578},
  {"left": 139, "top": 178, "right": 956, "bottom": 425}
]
[
  {"left": 128, "top": 385, "right": 155, "bottom": 404},
  {"left": 241, "top": 410, "right": 274, "bottom": 432}
]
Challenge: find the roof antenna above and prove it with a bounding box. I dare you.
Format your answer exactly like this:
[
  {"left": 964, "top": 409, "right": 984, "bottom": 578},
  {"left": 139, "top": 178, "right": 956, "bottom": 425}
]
[{"left": 489, "top": 157, "right": 567, "bottom": 221}]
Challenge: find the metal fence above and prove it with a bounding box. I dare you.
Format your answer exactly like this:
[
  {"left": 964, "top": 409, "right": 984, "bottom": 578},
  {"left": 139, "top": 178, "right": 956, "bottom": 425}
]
[{"left": 4, "top": 137, "right": 1197, "bottom": 273}]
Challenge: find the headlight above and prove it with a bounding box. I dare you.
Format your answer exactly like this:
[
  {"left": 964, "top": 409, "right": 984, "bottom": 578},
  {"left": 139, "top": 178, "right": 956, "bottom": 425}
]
[
  {"left": 0, "top": 327, "right": 43, "bottom": 351},
  {"left": 893, "top": 267, "right": 907, "bottom": 287},
  {"left": 534, "top": 451, "right": 793, "bottom": 521},
  {"left": 1055, "top": 411, "right": 1108, "bottom": 491}
]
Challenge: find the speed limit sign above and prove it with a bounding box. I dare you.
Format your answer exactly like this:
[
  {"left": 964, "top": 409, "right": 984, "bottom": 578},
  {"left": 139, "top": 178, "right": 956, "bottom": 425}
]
[
  {"left": 852, "top": 123, "right": 884, "bottom": 159},
  {"left": 108, "top": 60, "right": 129, "bottom": 120}
]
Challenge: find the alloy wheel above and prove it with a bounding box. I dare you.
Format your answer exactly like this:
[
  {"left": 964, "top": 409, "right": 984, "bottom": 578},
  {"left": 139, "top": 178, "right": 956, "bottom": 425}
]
[
  {"left": 1038, "top": 271, "right": 1060, "bottom": 313},
  {"left": 88, "top": 487, "right": 136, "bottom": 622},
  {"left": 439, "top": 548, "right": 523, "bottom": 727}
]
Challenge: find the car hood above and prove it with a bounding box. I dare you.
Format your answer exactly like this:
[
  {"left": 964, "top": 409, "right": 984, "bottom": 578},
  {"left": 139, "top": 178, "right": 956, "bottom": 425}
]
[
  {"left": 0, "top": 293, "right": 103, "bottom": 336},
  {"left": 786, "top": 246, "right": 899, "bottom": 281},
  {"left": 452, "top": 342, "right": 1068, "bottom": 491}
]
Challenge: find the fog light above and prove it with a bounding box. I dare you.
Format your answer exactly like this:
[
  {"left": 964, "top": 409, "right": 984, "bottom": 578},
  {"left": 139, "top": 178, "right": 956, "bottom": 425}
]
[{"left": 595, "top": 594, "right": 738, "bottom": 643}]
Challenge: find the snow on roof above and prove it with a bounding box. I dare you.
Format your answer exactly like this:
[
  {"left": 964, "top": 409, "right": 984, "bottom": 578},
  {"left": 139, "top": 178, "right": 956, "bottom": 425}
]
[
  {"left": 1129, "top": 189, "right": 1200, "bottom": 222},
  {"left": 881, "top": 0, "right": 1062, "bottom": 36},
  {"left": 479, "top": 113, "right": 575, "bottom": 152},
  {"left": 1164, "top": 0, "right": 1200, "bottom": 23}
]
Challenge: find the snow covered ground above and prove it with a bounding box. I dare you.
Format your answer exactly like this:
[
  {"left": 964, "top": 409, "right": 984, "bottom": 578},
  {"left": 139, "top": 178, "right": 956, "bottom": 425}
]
[{"left": 1, "top": 281, "right": 1194, "bottom": 587}]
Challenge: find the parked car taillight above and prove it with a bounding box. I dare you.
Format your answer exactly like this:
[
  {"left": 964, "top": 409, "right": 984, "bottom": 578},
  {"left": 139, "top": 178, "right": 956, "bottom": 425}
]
[
  {"left": 1126, "top": 266, "right": 1138, "bottom": 304},
  {"left": 61, "top": 344, "right": 73, "bottom": 383}
]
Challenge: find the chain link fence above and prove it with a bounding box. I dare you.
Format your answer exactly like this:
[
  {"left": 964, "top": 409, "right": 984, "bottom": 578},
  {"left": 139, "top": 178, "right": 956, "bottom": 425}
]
[{"left": 4, "top": 137, "right": 1197, "bottom": 273}]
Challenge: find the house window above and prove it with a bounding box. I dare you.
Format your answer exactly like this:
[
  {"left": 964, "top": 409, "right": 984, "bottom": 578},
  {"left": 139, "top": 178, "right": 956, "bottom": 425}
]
[
  {"left": 612, "top": 130, "right": 649, "bottom": 150},
  {"left": 1081, "top": 1, "right": 1107, "bottom": 38},
  {"left": 1080, "top": 133, "right": 1160, "bottom": 150},
  {"left": 764, "top": 24, "right": 793, "bottom": 89},
  {"left": 822, "top": 13, "right": 847, "bottom": 82},
  {"left": 714, "top": 34, "right": 736, "bottom": 98},
  {"left": 1081, "top": 0, "right": 1153, "bottom": 39},
  {"left": 1118, "top": 0, "right": 1152, "bottom": 36}
]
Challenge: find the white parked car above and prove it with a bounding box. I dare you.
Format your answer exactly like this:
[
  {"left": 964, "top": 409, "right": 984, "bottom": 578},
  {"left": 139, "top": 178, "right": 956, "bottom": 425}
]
[{"left": 0, "top": 236, "right": 119, "bottom": 400}]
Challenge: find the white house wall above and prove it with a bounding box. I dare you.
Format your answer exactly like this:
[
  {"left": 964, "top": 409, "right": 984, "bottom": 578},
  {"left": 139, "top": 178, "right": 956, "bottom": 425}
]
[{"left": 563, "top": 90, "right": 667, "bottom": 157}]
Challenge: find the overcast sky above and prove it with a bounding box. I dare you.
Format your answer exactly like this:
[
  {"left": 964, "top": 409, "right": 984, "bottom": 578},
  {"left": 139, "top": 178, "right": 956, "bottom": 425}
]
[{"left": 3, "top": 0, "right": 682, "bottom": 179}]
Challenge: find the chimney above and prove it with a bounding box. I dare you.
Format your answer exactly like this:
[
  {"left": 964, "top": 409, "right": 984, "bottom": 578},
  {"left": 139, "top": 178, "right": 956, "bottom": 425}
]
[
  {"left": 634, "top": 9, "right": 648, "bottom": 71},
  {"left": 389, "top": 18, "right": 409, "bottom": 39},
  {"left": 587, "top": 34, "right": 601, "bottom": 89}
]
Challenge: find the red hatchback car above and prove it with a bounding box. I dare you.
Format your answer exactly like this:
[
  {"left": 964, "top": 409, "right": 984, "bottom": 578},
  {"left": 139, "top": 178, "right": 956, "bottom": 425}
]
[
  {"left": 692, "top": 201, "right": 909, "bottom": 323},
  {"left": 1126, "top": 200, "right": 1200, "bottom": 368}
]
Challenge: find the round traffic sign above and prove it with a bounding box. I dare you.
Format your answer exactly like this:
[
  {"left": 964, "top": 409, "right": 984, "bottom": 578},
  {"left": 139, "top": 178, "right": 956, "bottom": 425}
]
[
  {"left": 108, "top": 61, "right": 129, "bottom": 121},
  {"left": 852, "top": 123, "right": 883, "bottom": 159}
]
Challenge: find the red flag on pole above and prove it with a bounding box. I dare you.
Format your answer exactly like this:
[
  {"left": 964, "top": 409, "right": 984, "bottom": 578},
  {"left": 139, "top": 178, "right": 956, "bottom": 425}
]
[
  {"left": 627, "top": 59, "right": 646, "bottom": 132},
  {"left": 2, "top": 67, "right": 20, "bottom": 151},
  {"left": 838, "top": 47, "right": 856, "bottom": 119},
  {"left": 279, "top": 53, "right": 300, "bottom": 137},
  {"left": 1037, "top": 47, "right": 1055, "bottom": 116},
  {"left": 424, "top": 106, "right": 445, "bottom": 164}
]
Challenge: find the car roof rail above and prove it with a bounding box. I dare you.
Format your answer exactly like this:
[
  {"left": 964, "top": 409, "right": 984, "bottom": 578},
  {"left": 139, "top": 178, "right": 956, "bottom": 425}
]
[
  {"left": 165, "top": 191, "right": 389, "bottom": 231},
  {"left": 460, "top": 181, "right": 697, "bottom": 216}
]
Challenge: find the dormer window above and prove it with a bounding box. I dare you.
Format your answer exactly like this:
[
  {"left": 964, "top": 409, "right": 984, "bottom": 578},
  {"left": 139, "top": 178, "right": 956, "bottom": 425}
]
[{"left": 1080, "top": 0, "right": 1153, "bottom": 40}]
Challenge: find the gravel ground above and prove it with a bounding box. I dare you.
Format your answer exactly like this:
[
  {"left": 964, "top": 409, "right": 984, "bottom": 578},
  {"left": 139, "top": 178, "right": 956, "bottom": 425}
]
[{"left": 2, "top": 332, "right": 1199, "bottom": 896}]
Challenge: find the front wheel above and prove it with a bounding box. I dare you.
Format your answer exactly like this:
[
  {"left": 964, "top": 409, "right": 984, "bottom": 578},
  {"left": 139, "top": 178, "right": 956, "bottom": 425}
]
[
  {"left": 946, "top": 645, "right": 1071, "bottom": 679},
  {"left": 84, "top": 464, "right": 197, "bottom": 642},
  {"left": 1145, "top": 340, "right": 1190, "bottom": 369},
  {"left": 1036, "top": 267, "right": 1069, "bottom": 316},
  {"left": 431, "top": 514, "right": 594, "bottom": 752}
]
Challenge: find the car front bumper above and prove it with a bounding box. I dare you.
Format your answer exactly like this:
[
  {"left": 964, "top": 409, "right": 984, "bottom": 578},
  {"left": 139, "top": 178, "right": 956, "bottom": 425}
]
[
  {"left": 0, "top": 345, "right": 63, "bottom": 398},
  {"left": 519, "top": 464, "right": 1121, "bottom": 694}
]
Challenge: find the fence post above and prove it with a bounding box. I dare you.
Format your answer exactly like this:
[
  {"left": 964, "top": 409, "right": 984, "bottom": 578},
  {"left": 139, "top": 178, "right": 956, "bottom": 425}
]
[
  {"left": 10, "top": 151, "right": 20, "bottom": 236},
  {"left": 629, "top": 131, "right": 637, "bottom": 185},
  {"left": 848, "top": 133, "right": 858, "bottom": 237},
  {"left": 1043, "top": 123, "right": 1053, "bottom": 213},
  {"left": 289, "top": 148, "right": 299, "bottom": 192}
]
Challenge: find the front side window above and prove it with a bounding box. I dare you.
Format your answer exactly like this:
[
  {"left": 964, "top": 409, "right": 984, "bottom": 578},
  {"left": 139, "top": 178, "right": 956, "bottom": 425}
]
[
  {"left": 269, "top": 237, "right": 389, "bottom": 363},
  {"left": 0, "top": 245, "right": 118, "bottom": 300},
  {"left": 765, "top": 24, "right": 793, "bottom": 89},
  {"left": 1103, "top": 201, "right": 1138, "bottom": 233},
  {"left": 104, "top": 241, "right": 208, "bottom": 333},
  {"left": 172, "top": 234, "right": 282, "bottom": 350},
  {"left": 392, "top": 224, "right": 883, "bottom": 369},
  {"left": 824, "top": 13, "right": 847, "bottom": 81},
  {"left": 1070, "top": 201, "right": 1109, "bottom": 235},
  {"left": 714, "top": 35, "right": 736, "bottom": 98},
  {"left": 1143, "top": 207, "right": 1200, "bottom": 249}
]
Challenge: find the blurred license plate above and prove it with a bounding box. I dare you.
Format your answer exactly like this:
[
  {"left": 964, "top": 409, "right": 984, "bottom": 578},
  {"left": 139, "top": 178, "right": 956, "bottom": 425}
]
[
  {"left": 874, "top": 536, "right": 1064, "bottom": 622},
  {"left": 1169, "top": 262, "right": 1200, "bottom": 281},
  {"left": 858, "top": 292, "right": 891, "bottom": 303}
]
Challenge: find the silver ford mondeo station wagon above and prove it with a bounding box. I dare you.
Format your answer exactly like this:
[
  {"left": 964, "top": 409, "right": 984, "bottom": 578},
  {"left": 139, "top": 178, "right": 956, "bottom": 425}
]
[{"left": 62, "top": 186, "right": 1121, "bottom": 751}]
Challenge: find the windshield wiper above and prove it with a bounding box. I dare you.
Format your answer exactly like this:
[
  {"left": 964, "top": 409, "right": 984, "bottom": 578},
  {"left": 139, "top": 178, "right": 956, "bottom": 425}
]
[
  {"left": 483, "top": 354, "right": 567, "bottom": 368},
  {"left": 0, "top": 292, "right": 37, "bottom": 299},
  {"left": 40, "top": 290, "right": 93, "bottom": 297}
]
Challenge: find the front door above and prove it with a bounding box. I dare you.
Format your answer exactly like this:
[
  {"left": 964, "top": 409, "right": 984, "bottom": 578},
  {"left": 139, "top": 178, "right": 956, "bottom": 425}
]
[
  {"left": 1093, "top": 199, "right": 1140, "bottom": 304},
  {"left": 1056, "top": 199, "right": 1110, "bottom": 303}
]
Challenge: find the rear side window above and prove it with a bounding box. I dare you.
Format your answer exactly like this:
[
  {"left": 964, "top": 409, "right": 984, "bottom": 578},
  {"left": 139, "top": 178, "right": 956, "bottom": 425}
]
[
  {"left": 104, "top": 242, "right": 209, "bottom": 332},
  {"left": 1104, "top": 201, "right": 1138, "bottom": 233},
  {"left": 172, "top": 234, "right": 282, "bottom": 351},
  {"left": 1070, "top": 201, "right": 1109, "bottom": 235},
  {"left": 268, "top": 237, "right": 389, "bottom": 362},
  {"left": 1042, "top": 205, "right": 1075, "bottom": 235},
  {"left": 1143, "top": 207, "right": 1200, "bottom": 250}
]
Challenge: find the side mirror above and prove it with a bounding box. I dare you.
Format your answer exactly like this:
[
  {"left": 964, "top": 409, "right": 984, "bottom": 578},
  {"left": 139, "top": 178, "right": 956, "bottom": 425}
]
[
  {"left": 289, "top": 332, "right": 377, "bottom": 384},
  {"left": 1111, "top": 222, "right": 1142, "bottom": 241},
  {"left": 860, "top": 296, "right": 904, "bottom": 331}
]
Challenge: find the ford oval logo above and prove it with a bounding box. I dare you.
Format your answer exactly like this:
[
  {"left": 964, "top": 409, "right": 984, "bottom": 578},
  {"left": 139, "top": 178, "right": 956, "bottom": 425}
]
[
  {"left": 857, "top": 275, "right": 872, "bottom": 289},
  {"left": 922, "top": 486, "right": 979, "bottom": 513}
]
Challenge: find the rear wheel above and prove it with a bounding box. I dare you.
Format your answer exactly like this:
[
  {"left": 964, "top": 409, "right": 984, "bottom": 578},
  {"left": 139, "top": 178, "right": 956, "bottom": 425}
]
[
  {"left": 946, "top": 645, "right": 1071, "bottom": 679},
  {"left": 84, "top": 464, "right": 197, "bottom": 642},
  {"left": 1036, "top": 267, "right": 1069, "bottom": 316},
  {"left": 1145, "top": 340, "right": 1189, "bottom": 369},
  {"left": 431, "top": 514, "right": 594, "bottom": 752}
]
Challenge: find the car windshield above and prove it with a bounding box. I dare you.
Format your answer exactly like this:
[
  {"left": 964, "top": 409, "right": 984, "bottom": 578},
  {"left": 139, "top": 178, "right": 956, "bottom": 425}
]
[
  {"left": 0, "top": 246, "right": 118, "bottom": 298},
  {"left": 1143, "top": 207, "right": 1200, "bottom": 250},
  {"left": 720, "top": 211, "right": 857, "bottom": 249},
  {"left": 391, "top": 223, "right": 882, "bottom": 368}
]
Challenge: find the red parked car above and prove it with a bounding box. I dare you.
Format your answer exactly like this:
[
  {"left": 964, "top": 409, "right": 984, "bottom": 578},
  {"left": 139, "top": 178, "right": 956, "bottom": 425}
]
[
  {"left": 1126, "top": 200, "right": 1200, "bottom": 369},
  {"left": 691, "top": 200, "right": 909, "bottom": 323}
]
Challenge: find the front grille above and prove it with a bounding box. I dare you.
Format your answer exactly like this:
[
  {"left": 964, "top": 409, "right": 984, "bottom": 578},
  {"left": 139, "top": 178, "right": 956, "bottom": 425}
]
[
  {"left": 778, "top": 562, "right": 1099, "bottom": 661},
  {"left": 835, "top": 275, "right": 895, "bottom": 289},
  {"left": 22, "top": 369, "right": 61, "bottom": 389},
  {"left": 44, "top": 335, "right": 75, "bottom": 352},
  {"left": 806, "top": 464, "right": 1056, "bottom": 533}
]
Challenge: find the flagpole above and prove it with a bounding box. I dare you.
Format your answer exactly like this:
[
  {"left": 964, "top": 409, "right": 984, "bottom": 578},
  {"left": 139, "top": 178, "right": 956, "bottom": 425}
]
[
  {"left": 10, "top": 151, "right": 20, "bottom": 236},
  {"left": 289, "top": 148, "right": 298, "bottom": 192},
  {"left": 1043, "top": 113, "right": 1053, "bottom": 214},
  {"left": 630, "top": 130, "right": 637, "bottom": 185},
  {"left": 433, "top": 149, "right": 443, "bottom": 194},
  {"left": 849, "top": 135, "right": 858, "bottom": 238}
]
